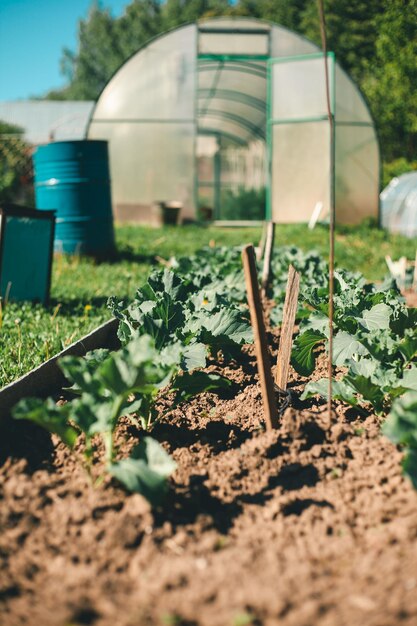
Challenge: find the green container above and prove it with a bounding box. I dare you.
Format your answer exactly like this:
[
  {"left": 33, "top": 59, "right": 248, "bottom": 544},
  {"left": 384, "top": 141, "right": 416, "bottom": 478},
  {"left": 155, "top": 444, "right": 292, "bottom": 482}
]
[
  {"left": 0, "top": 204, "right": 55, "bottom": 303},
  {"left": 33, "top": 140, "right": 115, "bottom": 256}
]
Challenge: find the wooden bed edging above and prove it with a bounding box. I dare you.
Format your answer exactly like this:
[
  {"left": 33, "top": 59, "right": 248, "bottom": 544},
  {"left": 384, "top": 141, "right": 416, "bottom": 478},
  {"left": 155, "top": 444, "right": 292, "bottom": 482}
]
[{"left": 0, "top": 317, "right": 119, "bottom": 418}]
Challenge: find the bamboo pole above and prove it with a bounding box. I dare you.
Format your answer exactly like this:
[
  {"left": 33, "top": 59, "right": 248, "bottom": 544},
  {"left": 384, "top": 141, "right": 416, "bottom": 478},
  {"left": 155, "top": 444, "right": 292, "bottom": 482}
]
[
  {"left": 261, "top": 221, "right": 275, "bottom": 292},
  {"left": 275, "top": 265, "right": 300, "bottom": 391},
  {"left": 242, "top": 244, "right": 278, "bottom": 430},
  {"left": 317, "top": 0, "right": 335, "bottom": 417}
]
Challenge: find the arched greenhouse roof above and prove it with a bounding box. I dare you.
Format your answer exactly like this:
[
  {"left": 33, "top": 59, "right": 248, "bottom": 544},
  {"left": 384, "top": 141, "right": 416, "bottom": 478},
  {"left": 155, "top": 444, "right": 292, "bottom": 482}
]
[{"left": 88, "top": 17, "right": 380, "bottom": 225}]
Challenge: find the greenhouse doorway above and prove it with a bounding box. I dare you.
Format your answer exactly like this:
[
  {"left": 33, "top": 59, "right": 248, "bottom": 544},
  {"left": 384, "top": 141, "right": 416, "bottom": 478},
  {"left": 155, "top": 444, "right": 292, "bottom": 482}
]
[{"left": 197, "top": 53, "right": 268, "bottom": 222}]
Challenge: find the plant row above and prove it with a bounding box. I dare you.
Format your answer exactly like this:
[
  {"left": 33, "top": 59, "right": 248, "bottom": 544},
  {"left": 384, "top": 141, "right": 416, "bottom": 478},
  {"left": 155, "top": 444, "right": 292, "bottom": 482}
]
[{"left": 13, "top": 243, "right": 417, "bottom": 502}]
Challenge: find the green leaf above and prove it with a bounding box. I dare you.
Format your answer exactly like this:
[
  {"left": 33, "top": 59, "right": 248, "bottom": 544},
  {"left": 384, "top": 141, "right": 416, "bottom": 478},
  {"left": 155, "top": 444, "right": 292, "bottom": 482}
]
[
  {"left": 180, "top": 342, "right": 207, "bottom": 371},
  {"left": 403, "top": 449, "right": 417, "bottom": 490},
  {"left": 332, "top": 331, "right": 369, "bottom": 366},
  {"left": 400, "top": 367, "right": 417, "bottom": 391},
  {"left": 383, "top": 391, "right": 417, "bottom": 448},
  {"left": 302, "top": 312, "right": 329, "bottom": 336},
  {"left": 358, "top": 303, "right": 392, "bottom": 331},
  {"left": 171, "top": 371, "right": 232, "bottom": 404},
  {"left": 291, "top": 329, "right": 325, "bottom": 377},
  {"left": 109, "top": 437, "right": 176, "bottom": 506},
  {"left": 301, "top": 378, "right": 358, "bottom": 407},
  {"left": 59, "top": 354, "right": 102, "bottom": 394},
  {"left": 186, "top": 308, "right": 252, "bottom": 345},
  {"left": 399, "top": 334, "right": 417, "bottom": 362},
  {"left": 344, "top": 372, "right": 386, "bottom": 413},
  {"left": 148, "top": 268, "right": 191, "bottom": 302},
  {"left": 12, "top": 397, "right": 78, "bottom": 448}
]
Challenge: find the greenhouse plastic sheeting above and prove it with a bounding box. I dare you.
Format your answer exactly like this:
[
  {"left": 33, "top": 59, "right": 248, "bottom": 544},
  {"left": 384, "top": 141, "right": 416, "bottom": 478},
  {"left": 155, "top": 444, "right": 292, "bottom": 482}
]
[
  {"left": 89, "top": 24, "right": 197, "bottom": 221},
  {"left": 268, "top": 53, "right": 379, "bottom": 224},
  {"left": 381, "top": 172, "right": 417, "bottom": 238},
  {"left": 335, "top": 124, "right": 379, "bottom": 224},
  {"left": 89, "top": 121, "right": 195, "bottom": 213},
  {"left": 271, "top": 121, "right": 330, "bottom": 223}
]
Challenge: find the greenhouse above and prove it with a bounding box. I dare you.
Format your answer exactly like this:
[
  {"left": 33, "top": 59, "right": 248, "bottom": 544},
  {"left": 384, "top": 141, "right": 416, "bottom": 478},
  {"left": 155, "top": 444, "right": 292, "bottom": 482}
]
[
  {"left": 87, "top": 17, "right": 380, "bottom": 224},
  {"left": 381, "top": 172, "right": 417, "bottom": 238}
]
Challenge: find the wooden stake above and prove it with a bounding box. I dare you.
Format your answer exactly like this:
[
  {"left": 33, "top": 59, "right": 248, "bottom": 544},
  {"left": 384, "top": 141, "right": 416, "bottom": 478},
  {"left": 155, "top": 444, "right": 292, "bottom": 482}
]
[
  {"left": 261, "top": 221, "right": 275, "bottom": 292},
  {"left": 275, "top": 265, "right": 300, "bottom": 391},
  {"left": 242, "top": 244, "right": 278, "bottom": 430},
  {"left": 413, "top": 250, "right": 417, "bottom": 291},
  {"left": 256, "top": 221, "right": 267, "bottom": 261}
]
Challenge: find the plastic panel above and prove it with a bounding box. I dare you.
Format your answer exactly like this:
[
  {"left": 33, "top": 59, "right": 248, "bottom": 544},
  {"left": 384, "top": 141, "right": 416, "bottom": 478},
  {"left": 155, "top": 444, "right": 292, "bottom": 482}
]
[
  {"left": 271, "top": 121, "right": 330, "bottom": 223},
  {"left": 270, "top": 25, "right": 318, "bottom": 58},
  {"left": 93, "top": 24, "right": 197, "bottom": 121},
  {"left": 199, "top": 32, "right": 269, "bottom": 55},
  {"left": 335, "top": 124, "right": 380, "bottom": 224},
  {"left": 335, "top": 66, "right": 371, "bottom": 123},
  {"left": 89, "top": 121, "right": 195, "bottom": 218},
  {"left": 89, "top": 24, "right": 197, "bottom": 219},
  {"left": 271, "top": 56, "right": 333, "bottom": 120},
  {"left": 199, "top": 62, "right": 266, "bottom": 98},
  {"left": 199, "top": 18, "right": 271, "bottom": 31}
]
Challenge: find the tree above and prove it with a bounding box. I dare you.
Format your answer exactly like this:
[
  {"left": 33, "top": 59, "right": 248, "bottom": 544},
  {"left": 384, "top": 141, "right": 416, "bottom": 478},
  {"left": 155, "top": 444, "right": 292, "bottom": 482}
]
[
  {"left": 47, "top": 2, "right": 125, "bottom": 100},
  {"left": 0, "top": 121, "right": 33, "bottom": 203},
  {"left": 116, "top": 0, "right": 163, "bottom": 60},
  {"left": 44, "top": 0, "right": 415, "bottom": 163},
  {"left": 361, "top": 0, "right": 417, "bottom": 161},
  {"left": 238, "top": 0, "right": 310, "bottom": 32},
  {"left": 162, "top": 0, "right": 233, "bottom": 28},
  {"left": 300, "top": 0, "right": 383, "bottom": 84}
]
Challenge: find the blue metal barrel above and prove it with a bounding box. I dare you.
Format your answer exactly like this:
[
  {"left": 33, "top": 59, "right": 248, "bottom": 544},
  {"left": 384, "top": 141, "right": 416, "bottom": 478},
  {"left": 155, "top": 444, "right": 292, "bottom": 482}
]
[{"left": 33, "top": 140, "right": 115, "bottom": 256}]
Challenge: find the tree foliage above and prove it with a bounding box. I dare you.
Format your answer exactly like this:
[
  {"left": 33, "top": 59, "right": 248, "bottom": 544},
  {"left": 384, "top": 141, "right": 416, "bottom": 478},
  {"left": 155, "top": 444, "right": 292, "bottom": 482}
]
[
  {"left": 361, "top": 0, "right": 417, "bottom": 161},
  {"left": 44, "top": 0, "right": 416, "bottom": 162},
  {"left": 0, "top": 121, "right": 33, "bottom": 203}
]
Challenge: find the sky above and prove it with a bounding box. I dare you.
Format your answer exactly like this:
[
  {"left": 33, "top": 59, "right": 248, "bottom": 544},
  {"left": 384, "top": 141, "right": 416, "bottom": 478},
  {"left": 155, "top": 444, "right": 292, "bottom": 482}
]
[{"left": 0, "top": 0, "right": 129, "bottom": 101}]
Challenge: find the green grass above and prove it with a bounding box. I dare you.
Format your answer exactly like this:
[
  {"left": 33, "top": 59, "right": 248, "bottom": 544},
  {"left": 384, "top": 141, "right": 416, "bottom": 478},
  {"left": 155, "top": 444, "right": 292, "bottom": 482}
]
[{"left": 0, "top": 221, "right": 415, "bottom": 388}]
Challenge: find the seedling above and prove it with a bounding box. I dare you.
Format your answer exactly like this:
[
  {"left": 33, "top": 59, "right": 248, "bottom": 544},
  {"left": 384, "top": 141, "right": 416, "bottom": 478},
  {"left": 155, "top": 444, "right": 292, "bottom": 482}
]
[{"left": 13, "top": 334, "right": 231, "bottom": 504}]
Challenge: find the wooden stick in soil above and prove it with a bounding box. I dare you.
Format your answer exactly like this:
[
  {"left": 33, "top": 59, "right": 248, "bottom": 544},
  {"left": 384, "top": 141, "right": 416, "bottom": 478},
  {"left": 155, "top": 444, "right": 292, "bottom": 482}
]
[
  {"left": 261, "top": 221, "right": 275, "bottom": 292},
  {"left": 275, "top": 265, "right": 300, "bottom": 391},
  {"left": 242, "top": 244, "right": 278, "bottom": 430},
  {"left": 256, "top": 221, "right": 268, "bottom": 261}
]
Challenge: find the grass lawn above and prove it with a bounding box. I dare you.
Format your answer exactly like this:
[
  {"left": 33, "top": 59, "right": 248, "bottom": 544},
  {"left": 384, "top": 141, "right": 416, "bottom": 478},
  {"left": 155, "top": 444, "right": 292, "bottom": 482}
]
[{"left": 1, "top": 221, "right": 415, "bottom": 388}]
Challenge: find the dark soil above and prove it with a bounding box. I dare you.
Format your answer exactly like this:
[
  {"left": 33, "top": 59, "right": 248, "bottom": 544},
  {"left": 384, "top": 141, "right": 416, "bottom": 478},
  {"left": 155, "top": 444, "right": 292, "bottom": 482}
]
[{"left": 1, "top": 337, "right": 417, "bottom": 626}]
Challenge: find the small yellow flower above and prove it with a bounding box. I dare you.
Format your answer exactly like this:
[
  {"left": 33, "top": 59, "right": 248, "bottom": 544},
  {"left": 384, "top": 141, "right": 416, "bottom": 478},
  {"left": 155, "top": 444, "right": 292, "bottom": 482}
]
[
  {"left": 84, "top": 304, "right": 92, "bottom": 312},
  {"left": 202, "top": 298, "right": 209, "bottom": 306}
]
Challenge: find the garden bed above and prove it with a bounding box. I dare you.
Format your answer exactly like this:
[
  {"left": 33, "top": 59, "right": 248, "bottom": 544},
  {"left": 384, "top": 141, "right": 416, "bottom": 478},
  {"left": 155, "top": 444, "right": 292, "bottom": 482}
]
[
  {"left": 1, "top": 334, "right": 417, "bottom": 626},
  {"left": 1, "top": 234, "right": 417, "bottom": 626}
]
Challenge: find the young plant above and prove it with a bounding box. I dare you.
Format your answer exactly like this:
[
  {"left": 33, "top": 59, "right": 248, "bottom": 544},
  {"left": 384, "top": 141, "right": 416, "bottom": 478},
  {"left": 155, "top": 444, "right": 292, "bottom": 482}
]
[
  {"left": 108, "top": 268, "right": 253, "bottom": 361},
  {"left": 13, "top": 334, "right": 231, "bottom": 505},
  {"left": 291, "top": 270, "right": 417, "bottom": 415},
  {"left": 383, "top": 391, "right": 417, "bottom": 488}
]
